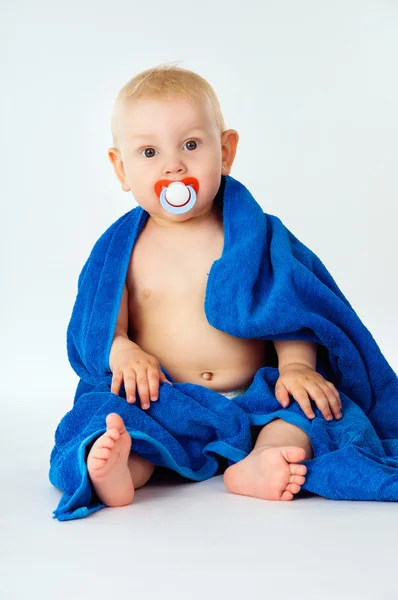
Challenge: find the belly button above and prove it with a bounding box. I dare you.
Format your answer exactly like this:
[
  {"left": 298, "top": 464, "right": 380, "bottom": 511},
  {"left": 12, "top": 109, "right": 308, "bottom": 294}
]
[{"left": 201, "top": 372, "right": 213, "bottom": 381}]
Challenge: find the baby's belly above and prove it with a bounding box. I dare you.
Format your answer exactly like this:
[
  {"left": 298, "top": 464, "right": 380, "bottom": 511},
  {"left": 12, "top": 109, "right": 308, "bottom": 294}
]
[{"left": 129, "top": 296, "right": 268, "bottom": 392}]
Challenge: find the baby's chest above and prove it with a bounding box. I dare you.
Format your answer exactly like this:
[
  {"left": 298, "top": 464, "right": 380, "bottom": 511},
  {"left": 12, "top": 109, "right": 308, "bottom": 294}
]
[{"left": 126, "top": 233, "right": 222, "bottom": 305}]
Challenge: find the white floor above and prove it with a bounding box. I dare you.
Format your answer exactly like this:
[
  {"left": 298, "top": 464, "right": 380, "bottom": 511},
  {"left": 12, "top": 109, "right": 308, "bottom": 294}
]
[{"left": 2, "top": 391, "right": 398, "bottom": 600}]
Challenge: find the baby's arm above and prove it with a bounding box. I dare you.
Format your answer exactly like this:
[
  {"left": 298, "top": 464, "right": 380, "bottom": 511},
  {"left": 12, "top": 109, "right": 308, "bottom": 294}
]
[
  {"left": 108, "top": 282, "right": 173, "bottom": 409},
  {"left": 109, "top": 282, "right": 140, "bottom": 371},
  {"left": 273, "top": 340, "right": 317, "bottom": 372}
]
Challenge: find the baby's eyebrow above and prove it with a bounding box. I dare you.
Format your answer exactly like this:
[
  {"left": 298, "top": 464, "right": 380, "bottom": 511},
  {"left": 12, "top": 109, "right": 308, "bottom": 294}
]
[{"left": 130, "top": 127, "right": 205, "bottom": 141}]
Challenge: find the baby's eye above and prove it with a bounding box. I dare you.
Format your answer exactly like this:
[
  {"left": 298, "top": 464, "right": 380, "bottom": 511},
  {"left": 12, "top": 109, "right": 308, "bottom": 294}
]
[
  {"left": 184, "top": 139, "right": 198, "bottom": 151},
  {"left": 141, "top": 147, "right": 157, "bottom": 158}
]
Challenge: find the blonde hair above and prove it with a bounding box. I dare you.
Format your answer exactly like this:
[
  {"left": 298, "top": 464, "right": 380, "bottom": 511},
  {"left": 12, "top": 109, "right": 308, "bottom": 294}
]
[{"left": 111, "top": 62, "right": 226, "bottom": 148}]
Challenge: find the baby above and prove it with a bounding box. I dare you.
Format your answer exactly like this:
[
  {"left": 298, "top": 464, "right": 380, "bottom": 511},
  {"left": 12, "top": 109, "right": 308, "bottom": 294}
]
[{"left": 86, "top": 65, "right": 343, "bottom": 507}]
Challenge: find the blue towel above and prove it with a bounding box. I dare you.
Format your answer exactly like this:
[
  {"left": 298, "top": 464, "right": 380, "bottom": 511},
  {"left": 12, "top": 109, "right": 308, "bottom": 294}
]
[{"left": 49, "top": 175, "right": 398, "bottom": 520}]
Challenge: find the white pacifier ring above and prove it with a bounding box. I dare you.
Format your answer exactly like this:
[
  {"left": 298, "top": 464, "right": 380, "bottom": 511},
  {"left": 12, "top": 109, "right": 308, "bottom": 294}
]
[{"left": 160, "top": 181, "right": 197, "bottom": 214}]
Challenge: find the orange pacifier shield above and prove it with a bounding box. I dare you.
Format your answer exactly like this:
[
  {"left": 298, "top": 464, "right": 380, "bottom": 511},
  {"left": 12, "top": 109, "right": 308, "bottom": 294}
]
[{"left": 154, "top": 177, "right": 199, "bottom": 214}]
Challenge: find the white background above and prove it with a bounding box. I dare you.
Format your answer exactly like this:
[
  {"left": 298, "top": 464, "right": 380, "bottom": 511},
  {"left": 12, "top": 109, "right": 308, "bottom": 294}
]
[
  {"left": 1, "top": 1, "right": 398, "bottom": 599},
  {"left": 1, "top": 0, "right": 397, "bottom": 402}
]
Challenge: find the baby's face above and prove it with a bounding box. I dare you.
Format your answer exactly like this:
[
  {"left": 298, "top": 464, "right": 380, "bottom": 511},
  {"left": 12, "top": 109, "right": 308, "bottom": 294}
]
[{"left": 108, "top": 94, "right": 238, "bottom": 226}]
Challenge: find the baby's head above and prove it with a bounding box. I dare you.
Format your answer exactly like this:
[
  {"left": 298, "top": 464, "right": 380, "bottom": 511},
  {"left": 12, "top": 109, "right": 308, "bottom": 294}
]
[{"left": 108, "top": 64, "right": 239, "bottom": 227}]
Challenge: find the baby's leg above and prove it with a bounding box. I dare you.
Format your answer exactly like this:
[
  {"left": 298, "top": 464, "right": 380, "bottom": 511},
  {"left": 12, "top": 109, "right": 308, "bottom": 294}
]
[
  {"left": 224, "top": 419, "right": 312, "bottom": 501},
  {"left": 87, "top": 413, "right": 155, "bottom": 507},
  {"left": 128, "top": 453, "right": 156, "bottom": 490}
]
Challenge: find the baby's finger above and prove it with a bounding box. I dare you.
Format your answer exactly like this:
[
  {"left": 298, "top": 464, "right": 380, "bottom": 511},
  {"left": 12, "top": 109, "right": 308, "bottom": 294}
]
[
  {"left": 275, "top": 380, "right": 290, "bottom": 408},
  {"left": 308, "top": 384, "right": 333, "bottom": 420},
  {"left": 293, "top": 388, "right": 315, "bottom": 419},
  {"left": 111, "top": 371, "right": 123, "bottom": 396},
  {"left": 136, "top": 370, "right": 151, "bottom": 409},
  {"left": 124, "top": 372, "right": 137, "bottom": 404},
  {"left": 322, "top": 386, "right": 342, "bottom": 419},
  {"left": 147, "top": 366, "right": 160, "bottom": 402},
  {"left": 159, "top": 371, "right": 173, "bottom": 385},
  {"left": 325, "top": 381, "right": 342, "bottom": 408}
]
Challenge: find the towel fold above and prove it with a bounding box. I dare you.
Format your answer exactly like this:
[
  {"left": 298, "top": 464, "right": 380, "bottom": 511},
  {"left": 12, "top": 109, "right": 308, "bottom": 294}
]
[{"left": 49, "top": 175, "right": 398, "bottom": 521}]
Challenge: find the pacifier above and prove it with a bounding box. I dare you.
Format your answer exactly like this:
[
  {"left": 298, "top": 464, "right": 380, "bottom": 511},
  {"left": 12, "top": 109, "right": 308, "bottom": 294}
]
[{"left": 154, "top": 177, "right": 199, "bottom": 214}]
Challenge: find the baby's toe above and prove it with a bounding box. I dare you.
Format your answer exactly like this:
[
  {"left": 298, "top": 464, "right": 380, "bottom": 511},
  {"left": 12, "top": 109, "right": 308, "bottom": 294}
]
[
  {"left": 94, "top": 446, "right": 112, "bottom": 460},
  {"left": 281, "top": 490, "right": 294, "bottom": 501},
  {"left": 106, "top": 413, "right": 126, "bottom": 432},
  {"left": 98, "top": 435, "right": 116, "bottom": 451},
  {"left": 283, "top": 446, "right": 307, "bottom": 464},
  {"left": 106, "top": 427, "right": 121, "bottom": 443},
  {"left": 290, "top": 464, "right": 307, "bottom": 476},
  {"left": 286, "top": 482, "right": 301, "bottom": 494},
  {"left": 290, "top": 474, "right": 306, "bottom": 486}
]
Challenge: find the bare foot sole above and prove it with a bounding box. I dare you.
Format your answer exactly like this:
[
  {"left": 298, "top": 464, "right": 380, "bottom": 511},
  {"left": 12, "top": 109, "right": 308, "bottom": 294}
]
[
  {"left": 87, "top": 413, "right": 134, "bottom": 507},
  {"left": 223, "top": 445, "right": 308, "bottom": 501}
]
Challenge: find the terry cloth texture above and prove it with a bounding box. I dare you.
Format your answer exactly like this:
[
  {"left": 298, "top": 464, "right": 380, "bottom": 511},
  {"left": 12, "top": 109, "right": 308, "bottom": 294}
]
[{"left": 49, "top": 175, "right": 398, "bottom": 521}]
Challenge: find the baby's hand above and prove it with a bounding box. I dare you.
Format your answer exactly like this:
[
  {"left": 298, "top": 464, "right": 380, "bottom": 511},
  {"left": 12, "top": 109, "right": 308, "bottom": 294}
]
[
  {"left": 275, "top": 363, "right": 342, "bottom": 421},
  {"left": 110, "top": 347, "right": 173, "bottom": 410}
]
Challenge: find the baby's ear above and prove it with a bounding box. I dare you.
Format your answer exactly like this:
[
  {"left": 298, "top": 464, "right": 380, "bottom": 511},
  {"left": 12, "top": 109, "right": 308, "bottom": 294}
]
[
  {"left": 221, "top": 129, "right": 239, "bottom": 175},
  {"left": 107, "top": 148, "right": 130, "bottom": 191}
]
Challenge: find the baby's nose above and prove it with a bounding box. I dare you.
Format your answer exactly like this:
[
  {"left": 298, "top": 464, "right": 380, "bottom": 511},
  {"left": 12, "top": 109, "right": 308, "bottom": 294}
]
[{"left": 165, "top": 166, "right": 185, "bottom": 175}]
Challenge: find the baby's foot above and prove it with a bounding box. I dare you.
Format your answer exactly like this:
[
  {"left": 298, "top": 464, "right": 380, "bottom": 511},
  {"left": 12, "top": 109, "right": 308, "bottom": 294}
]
[
  {"left": 223, "top": 446, "right": 307, "bottom": 501},
  {"left": 87, "top": 413, "right": 134, "bottom": 507}
]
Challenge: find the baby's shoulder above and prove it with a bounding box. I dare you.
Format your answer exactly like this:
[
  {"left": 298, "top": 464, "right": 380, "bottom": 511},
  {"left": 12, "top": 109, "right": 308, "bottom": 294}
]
[{"left": 93, "top": 206, "right": 142, "bottom": 248}]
